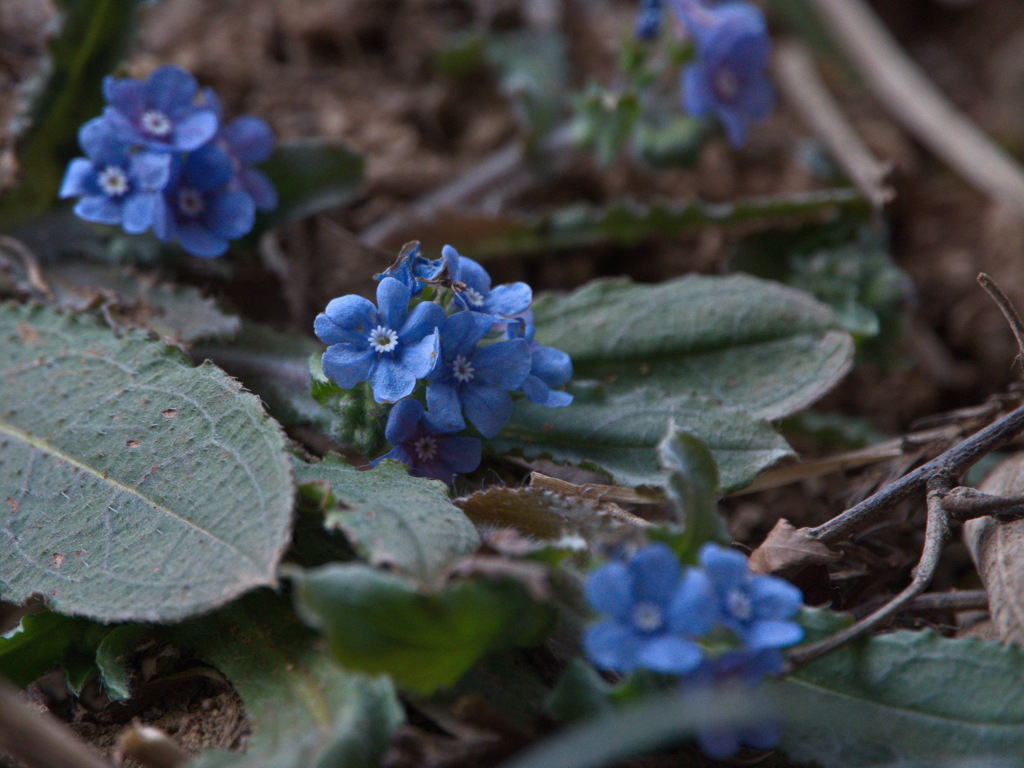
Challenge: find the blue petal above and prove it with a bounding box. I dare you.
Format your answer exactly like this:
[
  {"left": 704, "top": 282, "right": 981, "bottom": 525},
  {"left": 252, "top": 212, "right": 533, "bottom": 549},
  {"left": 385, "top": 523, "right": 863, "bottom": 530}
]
[
  {"left": 102, "top": 77, "right": 145, "bottom": 119},
  {"left": 699, "top": 543, "right": 749, "bottom": 591},
  {"left": 696, "top": 729, "right": 742, "bottom": 761},
  {"left": 629, "top": 544, "right": 681, "bottom": 606},
  {"left": 209, "top": 190, "right": 255, "bottom": 239},
  {"left": 682, "top": 65, "right": 714, "bottom": 117},
  {"left": 462, "top": 385, "right": 512, "bottom": 438},
  {"left": 184, "top": 144, "right": 234, "bottom": 190},
  {"left": 322, "top": 345, "right": 375, "bottom": 390},
  {"left": 718, "top": 105, "right": 749, "bottom": 147},
  {"left": 472, "top": 339, "right": 531, "bottom": 389},
  {"left": 635, "top": 635, "right": 703, "bottom": 675},
  {"left": 372, "top": 444, "right": 411, "bottom": 469},
  {"left": 59, "top": 159, "right": 96, "bottom": 198},
  {"left": 744, "top": 620, "right": 804, "bottom": 650},
  {"left": 173, "top": 110, "right": 219, "bottom": 151},
  {"left": 224, "top": 115, "right": 274, "bottom": 162},
  {"left": 370, "top": 356, "right": 419, "bottom": 403},
  {"left": 400, "top": 330, "right": 441, "bottom": 381},
  {"left": 436, "top": 435, "right": 482, "bottom": 474},
  {"left": 666, "top": 569, "right": 718, "bottom": 635},
  {"left": 121, "top": 193, "right": 156, "bottom": 234},
  {"left": 151, "top": 196, "right": 176, "bottom": 240},
  {"left": 484, "top": 282, "right": 532, "bottom": 318},
  {"left": 130, "top": 151, "right": 172, "bottom": 191},
  {"left": 439, "top": 311, "right": 493, "bottom": 360},
  {"left": 178, "top": 223, "right": 228, "bottom": 258},
  {"left": 583, "top": 621, "right": 641, "bottom": 673},
  {"left": 239, "top": 167, "right": 278, "bottom": 211},
  {"left": 585, "top": 562, "right": 633, "bottom": 621},
  {"left": 147, "top": 65, "right": 198, "bottom": 114},
  {"left": 739, "top": 722, "right": 781, "bottom": 751},
  {"left": 376, "top": 277, "right": 412, "bottom": 331},
  {"left": 322, "top": 294, "right": 376, "bottom": 336},
  {"left": 75, "top": 196, "right": 121, "bottom": 225},
  {"left": 78, "top": 117, "right": 126, "bottom": 163},
  {"left": 531, "top": 345, "right": 572, "bottom": 388},
  {"left": 385, "top": 398, "right": 425, "bottom": 445},
  {"left": 401, "top": 299, "right": 446, "bottom": 344},
  {"left": 425, "top": 382, "right": 466, "bottom": 433},
  {"left": 749, "top": 576, "right": 803, "bottom": 620},
  {"left": 737, "top": 76, "right": 774, "bottom": 120}
]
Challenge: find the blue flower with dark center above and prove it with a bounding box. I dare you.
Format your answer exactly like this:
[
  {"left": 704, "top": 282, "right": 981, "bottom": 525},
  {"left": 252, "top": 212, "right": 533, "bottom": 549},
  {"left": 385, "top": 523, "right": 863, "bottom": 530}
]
[
  {"left": 583, "top": 543, "right": 716, "bottom": 675},
  {"left": 442, "top": 245, "right": 532, "bottom": 318},
  {"left": 59, "top": 118, "right": 170, "bottom": 233},
  {"left": 698, "top": 543, "right": 804, "bottom": 650},
  {"left": 373, "top": 399, "right": 481, "bottom": 484},
  {"left": 315, "top": 277, "right": 444, "bottom": 403},
  {"left": 374, "top": 242, "right": 445, "bottom": 296},
  {"left": 152, "top": 144, "right": 255, "bottom": 258},
  {"left": 506, "top": 314, "right": 573, "bottom": 408},
  {"left": 102, "top": 65, "right": 219, "bottom": 152},
  {"left": 426, "top": 311, "right": 531, "bottom": 438},
  {"left": 676, "top": 1, "right": 773, "bottom": 147}
]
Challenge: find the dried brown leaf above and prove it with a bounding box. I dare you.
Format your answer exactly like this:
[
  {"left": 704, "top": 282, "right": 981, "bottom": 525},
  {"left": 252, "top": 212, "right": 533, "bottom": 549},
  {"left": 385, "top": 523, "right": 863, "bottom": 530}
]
[{"left": 749, "top": 518, "right": 842, "bottom": 574}]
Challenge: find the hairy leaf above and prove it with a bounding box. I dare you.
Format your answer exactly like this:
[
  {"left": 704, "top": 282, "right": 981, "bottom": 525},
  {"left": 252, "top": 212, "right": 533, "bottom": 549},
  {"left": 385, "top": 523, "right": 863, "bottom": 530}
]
[
  {"left": 0, "top": 303, "right": 293, "bottom": 622},
  {"left": 177, "top": 593, "right": 403, "bottom": 768},
  {"left": 496, "top": 388, "right": 794, "bottom": 492},
  {"left": 292, "top": 563, "right": 555, "bottom": 695},
  {"left": 294, "top": 454, "right": 478, "bottom": 584},
  {"left": 531, "top": 274, "right": 853, "bottom": 420}
]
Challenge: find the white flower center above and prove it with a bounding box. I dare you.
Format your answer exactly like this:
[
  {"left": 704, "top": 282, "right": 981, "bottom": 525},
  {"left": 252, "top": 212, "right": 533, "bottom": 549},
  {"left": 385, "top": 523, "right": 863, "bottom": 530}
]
[
  {"left": 98, "top": 165, "right": 129, "bottom": 197},
  {"left": 368, "top": 325, "right": 399, "bottom": 353},
  {"left": 632, "top": 600, "right": 663, "bottom": 632},
  {"left": 462, "top": 287, "right": 485, "bottom": 307},
  {"left": 714, "top": 68, "right": 740, "bottom": 101},
  {"left": 726, "top": 588, "right": 752, "bottom": 621},
  {"left": 452, "top": 354, "right": 475, "bottom": 383},
  {"left": 141, "top": 109, "right": 172, "bottom": 137},
  {"left": 414, "top": 435, "right": 438, "bottom": 461},
  {"left": 178, "top": 188, "right": 204, "bottom": 216}
]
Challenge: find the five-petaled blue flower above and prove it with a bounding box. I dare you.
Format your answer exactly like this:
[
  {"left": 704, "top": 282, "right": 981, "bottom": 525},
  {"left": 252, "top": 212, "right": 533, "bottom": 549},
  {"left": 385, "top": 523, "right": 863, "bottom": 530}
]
[
  {"left": 315, "top": 277, "right": 444, "bottom": 403},
  {"left": 443, "top": 245, "right": 532, "bottom": 318},
  {"left": 583, "top": 543, "right": 716, "bottom": 675},
  {"left": 506, "top": 314, "right": 573, "bottom": 408},
  {"left": 426, "top": 311, "right": 532, "bottom": 438},
  {"left": 676, "top": 0, "right": 773, "bottom": 147},
  {"left": 152, "top": 145, "right": 256, "bottom": 258},
  {"left": 698, "top": 543, "right": 804, "bottom": 650},
  {"left": 373, "top": 399, "right": 482, "bottom": 485},
  {"left": 102, "top": 65, "right": 219, "bottom": 152},
  {"left": 59, "top": 118, "right": 170, "bottom": 233}
]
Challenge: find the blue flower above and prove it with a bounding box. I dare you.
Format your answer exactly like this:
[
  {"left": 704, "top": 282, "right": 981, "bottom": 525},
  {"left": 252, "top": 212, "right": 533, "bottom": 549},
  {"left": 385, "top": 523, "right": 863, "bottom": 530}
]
[
  {"left": 506, "top": 314, "right": 573, "bottom": 408},
  {"left": 59, "top": 118, "right": 170, "bottom": 233},
  {"left": 442, "top": 245, "right": 532, "bottom": 318},
  {"left": 426, "top": 312, "right": 531, "bottom": 438},
  {"left": 373, "top": 399, "right": 481, "bottom": 484},
  {"left": 374, "top": 241, "right": 445, "bottom": 296},
  {"left": 635, "top": 0, "right": 664, "bottom": 40},
  {"left": 698, "top": 543, "right": 804, "bottom": 650},
  {"left": 152, "top": 144, "right": 255, "bottom": 258},
  {"left": 204, "top": 88, "right": 278, "bottom": 211},
  {"left": 315, "top": 277, "right": 444, "bottom": 403},
  {"left": 677, "top": 1, "right": 773, "bottom": 147},
  {"left": 583, "top": 544, "right": 716, "bottom": 675},
  {"left": 102, "top": 65, "right": 219, "bottom": 152}
]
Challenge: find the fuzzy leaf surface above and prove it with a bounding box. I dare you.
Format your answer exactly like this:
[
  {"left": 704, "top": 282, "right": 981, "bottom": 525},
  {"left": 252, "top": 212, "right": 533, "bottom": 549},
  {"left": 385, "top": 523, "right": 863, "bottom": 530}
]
[
  {"left": 0, "top": 303, "right": 293, "bottom": 621},
  {"left": 295, "top": 454, "right": 478, "bottom": 584},
  {"left": 178, "top": 593, "right": 403, "bottom": 768}
]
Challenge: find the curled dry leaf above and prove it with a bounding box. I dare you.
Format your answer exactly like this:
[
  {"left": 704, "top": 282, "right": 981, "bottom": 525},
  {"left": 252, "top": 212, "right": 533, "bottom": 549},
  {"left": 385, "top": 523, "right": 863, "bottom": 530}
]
[
  {"left": 749, "top": 518, "right": 842, "bottom": 574},
  {"left": 965, "top": 453, "right": 1024, "bottom": 643}
]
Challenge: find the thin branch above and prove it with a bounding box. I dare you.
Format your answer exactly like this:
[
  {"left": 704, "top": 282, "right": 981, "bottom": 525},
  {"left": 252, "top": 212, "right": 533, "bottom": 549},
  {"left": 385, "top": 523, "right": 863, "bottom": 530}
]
[
  {"left": 808, "top": 0, "right": 1024, "bottom": 214},
  {"left": 773, "top": 40, "right": 893, "bottom": 211},
  {"left": 808, "top": 401, "right": 1024, "bottom": 545},
  {"left": 0, "top": 679, "right": 113, "bottom": 768},
  {"left": 788, "top": 481, "right": 950, "bottom": 670},
  {"left": 978, "top": 272, "right": 1024, "bottom": 365},
  {"left": 901, "top": 589, "right": 988, "bottom": 614}
]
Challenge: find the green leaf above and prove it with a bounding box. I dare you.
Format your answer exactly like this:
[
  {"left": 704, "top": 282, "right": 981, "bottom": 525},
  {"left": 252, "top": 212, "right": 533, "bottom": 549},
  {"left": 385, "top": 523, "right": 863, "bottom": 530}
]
[
  {"left": 0, "top": 612, "right": 90, "bottom": 688},
  {"left": 495, "top": 388, "right": 794, "bottom": 492},
  {"left": 175, "top": 593, "right": 403, "bottom": 768},
  {"left": 531, "top": 274, "right": 853, "bottom": 420},
  {"left": 546, "top": 658, "right": 614, "bottom": 723},
  {"left": 485, "top": 30, "right": 568, "bottom": 144},
  {"left": 779, "top": 610, "right": 1024, "bottom": 767},
  {"left": 95, "top": 625, "right": 146, "bottom": 701},
  {"left": 657, "top": 426, "right": 729, "bottom": 558},
  {"left": 0, "top": 303, "right": 294, "bottom": 622},
  {"left": 294, "top": 454, "right": 479, "bottom": 584},
  {"left": 254, "top": 141, "right": 364, "bottom": 232},
  {"left": 292, "top": 563, "right": 555, "bottom": 695},
  {"left": 0, "top": 0, "right": 145, "bottom": 228}
]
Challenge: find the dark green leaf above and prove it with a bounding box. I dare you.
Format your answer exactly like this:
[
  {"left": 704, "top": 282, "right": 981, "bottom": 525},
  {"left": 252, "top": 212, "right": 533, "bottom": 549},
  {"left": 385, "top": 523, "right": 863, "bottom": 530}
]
[
  {"left": 658, "top": 426, "right": 729, "bottom": 557},
  {"left": 294, "top": 454, "right": 479, "bottom": 584},
  {"left": 95, "top": 625, "right": 146, "bottom": 701},
  {"left": 0, "top": 303, "right": 294, "bottom": 622},
  {"left": 0, "top": 612, "right": 90, "bottom": 688},
  {"left": 292, "top": 563, "right": 555, "bottom": 695},
  {"left": 175, "top": 593, "right": 403, "bottom": 768},
  {"left": 546, "top": 658, "right": 614, "bottom": 723}
]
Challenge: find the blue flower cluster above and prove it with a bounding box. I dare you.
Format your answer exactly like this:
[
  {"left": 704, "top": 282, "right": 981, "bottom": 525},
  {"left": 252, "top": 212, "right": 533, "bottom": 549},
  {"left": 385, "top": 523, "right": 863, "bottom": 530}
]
[
  {"left": 314, "top": 243, "right": 573, "bottom": 484},
  {"left": 637, "top": 0, "right": 773, "bottom": 147},
  {"left": 60, "top": 65, "right": 276, "bottom": 257},
  {"left": 584, "top": 542, "right": 803, "bottom": 757}
]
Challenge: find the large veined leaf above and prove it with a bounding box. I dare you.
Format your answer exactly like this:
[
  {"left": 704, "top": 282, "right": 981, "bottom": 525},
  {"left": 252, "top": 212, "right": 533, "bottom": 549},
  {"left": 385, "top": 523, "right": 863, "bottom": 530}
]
[
  {"left": 177, "top": 593, "right": 403, "bottom": 768},
  {"left": 294, "top": 455, "right": 479, "bottom": 585},
  {"left": 0, "top": 303, "right": 293, "bottom": 622},
  {"left": 531, "top": 274, "right": 853, "bottom": 420},
  {"left": 495, "top": 388, "right": 794, "bottom": 492}
]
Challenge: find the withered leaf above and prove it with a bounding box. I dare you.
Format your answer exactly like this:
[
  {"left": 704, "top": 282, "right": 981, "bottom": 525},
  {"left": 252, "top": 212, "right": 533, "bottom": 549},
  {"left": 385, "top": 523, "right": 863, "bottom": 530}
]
[{"left": 748, "top": 519, "right": 841, "bottom": 574}]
